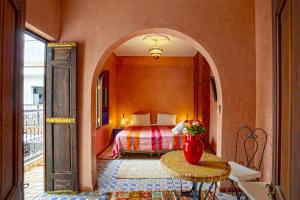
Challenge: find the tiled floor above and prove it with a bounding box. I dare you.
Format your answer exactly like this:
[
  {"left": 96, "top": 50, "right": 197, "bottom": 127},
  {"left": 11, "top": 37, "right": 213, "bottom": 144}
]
[
  {"left": 24, "top": 165, "right": 44, "bottom": 199},
  {"left": 26, "top": 154, "right": 235, "bottom": 200}
]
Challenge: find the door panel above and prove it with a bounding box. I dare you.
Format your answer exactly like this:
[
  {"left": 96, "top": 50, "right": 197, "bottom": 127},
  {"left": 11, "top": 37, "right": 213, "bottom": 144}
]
[
  {"left": 273, "top": 0, "right": 300, "bottom": 199},
  {"left": 46, "top": 43, "right": 78, "bottom": 191},
  {"left": 279, "top": 0, "right": 291, "bottom": 198},
  {"left": 53, "top": 125, "right": 71, "bottom": 172},
  {"left": 193, "top": 53, "right": 210, "bottom": 147},
  {"left": 53, "top": 67, "right": 70, "bottom": 116},
  {"left": 0, "top": 0, "right": 25, "bottom": 199},
  {"left": 290, "top": 0, "right": 300, "bottom": 198},
  {"left": 201, "top": 56, "right": 211, "bottom": 147}
]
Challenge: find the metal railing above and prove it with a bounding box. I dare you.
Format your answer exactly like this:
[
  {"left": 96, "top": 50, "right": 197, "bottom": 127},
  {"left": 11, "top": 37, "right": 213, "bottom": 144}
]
[{"left": 24, "top": 105, "right": 44, "bottom": 163}]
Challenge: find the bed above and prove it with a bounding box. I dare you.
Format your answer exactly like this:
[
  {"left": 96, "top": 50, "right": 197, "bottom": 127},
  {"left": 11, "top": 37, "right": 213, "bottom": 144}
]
[{"left": 112, "top": 125, "right": 186, "bottom": 159}]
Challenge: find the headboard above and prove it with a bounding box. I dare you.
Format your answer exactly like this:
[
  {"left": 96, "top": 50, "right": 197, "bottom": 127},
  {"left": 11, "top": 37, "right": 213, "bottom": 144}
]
[{"left": 132, "top": 111, "right": 181, "bottom": 124}]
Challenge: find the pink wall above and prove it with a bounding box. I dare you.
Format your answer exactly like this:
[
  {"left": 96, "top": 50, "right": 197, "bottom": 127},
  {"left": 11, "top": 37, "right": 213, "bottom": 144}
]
[
  {"left": 26, "top": 0, "right": 258, "bottom": 191},
  {"left": 116, "top": 56, "right": 194, "bottom": 125},
  {"left": 95, "top": 54, "right": 117, "bottom": 156},
  {"left": 255, "top": 0, "right": 273, "bottom": 181},
  {"left": 59, "top": 1, "right": 256, "bottom": 190},
  {"left": 26, "top": 0, "right": 61, "bottom": 40}
]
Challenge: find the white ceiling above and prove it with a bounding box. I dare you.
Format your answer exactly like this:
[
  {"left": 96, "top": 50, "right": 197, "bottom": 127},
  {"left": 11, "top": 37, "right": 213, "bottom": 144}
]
[{"left": 114, "top": 34, "right": 198, "bottom": 57}]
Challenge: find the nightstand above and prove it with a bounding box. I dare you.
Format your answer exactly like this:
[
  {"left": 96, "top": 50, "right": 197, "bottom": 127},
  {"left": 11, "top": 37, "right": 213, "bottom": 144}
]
[{"left": 112, "top": 128, "right": 123, "bottom": 141}]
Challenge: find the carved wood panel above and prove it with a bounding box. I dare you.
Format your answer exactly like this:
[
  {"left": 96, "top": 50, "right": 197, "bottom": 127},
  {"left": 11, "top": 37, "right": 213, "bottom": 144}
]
[
  {"left": 46, "top": 44, "right": 78, "bottom": 191},
  {"left": 0, "top": 0, "right": 26, "bottom": 199}
]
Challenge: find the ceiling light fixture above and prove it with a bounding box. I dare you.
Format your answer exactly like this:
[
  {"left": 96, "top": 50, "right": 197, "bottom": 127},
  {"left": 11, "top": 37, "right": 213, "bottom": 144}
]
[
  {"left": 149, "top": 47, "right": 163, "bottom": 60},
  {"left": 143, "top": 34, "right": 170, "bottom": 59}
]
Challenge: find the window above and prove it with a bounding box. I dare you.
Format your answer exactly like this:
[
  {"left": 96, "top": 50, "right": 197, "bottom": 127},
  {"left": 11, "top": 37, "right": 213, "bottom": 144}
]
[
  {"left": 32, "top": 86, "right": 44, "bottom": 104},
  {"left": 24, "top": 32, "right": 46, "bottom": 106},
  {"left": 96, "top": 71, "right": 109, "bottom": 128}
]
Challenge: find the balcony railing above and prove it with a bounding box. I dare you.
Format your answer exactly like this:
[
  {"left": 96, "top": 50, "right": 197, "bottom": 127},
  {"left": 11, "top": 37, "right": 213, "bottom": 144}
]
[{"left": 24, "top": 105, "right": 44, "bottom": 163}]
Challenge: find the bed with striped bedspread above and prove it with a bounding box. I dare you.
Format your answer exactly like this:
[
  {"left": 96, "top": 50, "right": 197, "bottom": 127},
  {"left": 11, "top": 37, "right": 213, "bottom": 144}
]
[{"left": 112, "top": 125, "right": 185, "bottom": 159}]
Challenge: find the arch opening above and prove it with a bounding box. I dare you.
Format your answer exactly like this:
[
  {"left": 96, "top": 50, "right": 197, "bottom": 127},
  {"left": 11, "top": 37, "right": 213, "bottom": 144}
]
[{"left": 91, "top": 28, "right": 223, "bottom": 162}]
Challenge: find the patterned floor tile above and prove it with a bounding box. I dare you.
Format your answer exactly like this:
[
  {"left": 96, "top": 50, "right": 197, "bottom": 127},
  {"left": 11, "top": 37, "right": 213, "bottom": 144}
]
[
  {"left": 25, "top": 166, "right": 44, "bottom": 200},
  {"left": 25, "top": 154, "right": 235, "bottom": 200}
]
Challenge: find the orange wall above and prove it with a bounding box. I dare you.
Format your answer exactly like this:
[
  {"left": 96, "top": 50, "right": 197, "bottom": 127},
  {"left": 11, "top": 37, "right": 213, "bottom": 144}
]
[
  {"left": 95, "top": 54, "right": 117, "bottom": 155},
  {"left": 116, "top": 56, "right": 194, "bottom": 125},
  {"left": 25, "top": 0, "right": 267, "bottom": 191},
  {"left": 59, "top": 0, "right": 256, "bottom": 190},
  {"left": 255, "top": 0, "right": 273, "bottom": 181},
  {"left": 26, "top": 0, "right": 61, "bottom": 40},
  {"left": 26, "top": 0, "right": 272, "bottom": 190}
]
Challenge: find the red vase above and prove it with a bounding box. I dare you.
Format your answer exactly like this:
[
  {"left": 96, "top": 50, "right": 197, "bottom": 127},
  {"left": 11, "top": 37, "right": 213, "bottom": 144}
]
[{"left": 183, "top": 134, "right": 204, "bottom": 164}]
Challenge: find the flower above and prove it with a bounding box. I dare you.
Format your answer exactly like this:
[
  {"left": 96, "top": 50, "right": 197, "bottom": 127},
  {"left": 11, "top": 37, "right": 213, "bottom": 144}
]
[
  {"left": 192, "top": 121, "right": 199, "bottom": 126},
  {"left": 182, "top": 128, "right": 188, "bottom": 134},
  {"left": 183, "top": 119, "right": 206, "bottom": 136},
  {"left": 186, "top": 123, "right": 192, "bottom": 128}
]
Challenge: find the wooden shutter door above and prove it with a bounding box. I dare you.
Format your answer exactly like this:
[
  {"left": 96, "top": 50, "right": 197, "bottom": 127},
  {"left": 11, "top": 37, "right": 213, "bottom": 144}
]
[
  {"left": 0, "top": 0, "right": 26, "bottom": 199},
  {"left": 46, "top": 43, "right": 78, "bottom": 191}
]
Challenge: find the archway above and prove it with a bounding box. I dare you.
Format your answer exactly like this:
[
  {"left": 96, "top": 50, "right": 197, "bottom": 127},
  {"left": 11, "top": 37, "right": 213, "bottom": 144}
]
[{"left": 91, "top": 27, "right": 223, "bottom": 171}]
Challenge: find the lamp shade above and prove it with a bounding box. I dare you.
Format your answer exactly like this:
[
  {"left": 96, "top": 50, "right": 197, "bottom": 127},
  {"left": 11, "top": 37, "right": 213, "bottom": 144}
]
[{"left": 149, "top": 47, "right": 163, "bottom": 59}]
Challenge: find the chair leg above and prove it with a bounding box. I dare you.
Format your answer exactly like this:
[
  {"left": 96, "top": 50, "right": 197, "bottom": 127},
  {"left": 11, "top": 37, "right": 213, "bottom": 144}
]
[
  {"left": 228, "top": 179, "right": 240, "bottom": 200},
  {"left": 240, "top": 192, "right": 249, "bottom": 200}
]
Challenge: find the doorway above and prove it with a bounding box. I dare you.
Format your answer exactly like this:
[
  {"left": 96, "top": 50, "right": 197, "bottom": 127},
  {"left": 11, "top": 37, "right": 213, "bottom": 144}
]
[{"left": 23, "top": 31, "right": 46, "bottom": 199}]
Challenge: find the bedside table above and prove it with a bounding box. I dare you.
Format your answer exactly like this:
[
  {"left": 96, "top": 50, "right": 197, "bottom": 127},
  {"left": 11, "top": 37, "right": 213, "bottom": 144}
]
[{"left": 112, "top": 128, "right": 123, "bottom": 141}]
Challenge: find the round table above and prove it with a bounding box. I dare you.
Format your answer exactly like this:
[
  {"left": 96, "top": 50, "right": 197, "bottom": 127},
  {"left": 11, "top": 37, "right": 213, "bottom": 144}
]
[{"left": 160, "top": 150, "right": 231, "bottom": 200}]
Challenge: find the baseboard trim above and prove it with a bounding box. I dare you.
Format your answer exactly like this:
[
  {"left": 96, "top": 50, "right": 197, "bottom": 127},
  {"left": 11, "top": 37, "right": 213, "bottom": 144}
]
[
  {"left": 96, "top": 143, "right": 112, "bottom": 158},
  {"left": 80, "top": 186, "right": 94, "bottom": 192}
]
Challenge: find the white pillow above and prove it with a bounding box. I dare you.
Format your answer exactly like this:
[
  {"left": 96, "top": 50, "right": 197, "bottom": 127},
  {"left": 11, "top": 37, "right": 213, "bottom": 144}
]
[
  {"left": 131, "top": 113, "right": 151, "bottom": 126},
  {"left": 157, "top": 113, "right": 176, "bottom": 125},
  {"left": 172, "top": 127, "right": 179, "bottom": 135},
  {"left": 172, "top": 122, "right": 185, "bottom": 135}
]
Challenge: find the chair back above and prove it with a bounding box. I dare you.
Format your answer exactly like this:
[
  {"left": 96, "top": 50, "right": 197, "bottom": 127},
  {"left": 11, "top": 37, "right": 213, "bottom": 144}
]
[{"left": 234, "top": 126, "right": 267, "bottom": 171}]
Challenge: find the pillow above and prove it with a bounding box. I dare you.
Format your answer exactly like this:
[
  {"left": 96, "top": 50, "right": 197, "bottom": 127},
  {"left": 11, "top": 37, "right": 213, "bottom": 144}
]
[
  {"left": 172, "top": 122, "right": 185, "bottom": 135},
  {"left": 157, "top": 113, "right": 176, "bottom": 125},
  {"left": 130, "top": 113, "right": 151, "bottom": 126},
  {"left": 172, "top": 127, "right": 179, "bottom": 135}
]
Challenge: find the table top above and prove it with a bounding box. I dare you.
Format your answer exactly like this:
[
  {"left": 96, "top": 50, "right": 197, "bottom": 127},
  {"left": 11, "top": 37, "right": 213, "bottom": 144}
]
[{"left": 160, "top": 150, "right": 231, "bottom": 182}]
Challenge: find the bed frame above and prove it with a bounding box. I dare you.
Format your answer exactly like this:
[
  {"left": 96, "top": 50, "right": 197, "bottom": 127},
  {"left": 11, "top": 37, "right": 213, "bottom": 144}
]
[{"left": 120, "top": 149, "right": 174, "bottom": 157}]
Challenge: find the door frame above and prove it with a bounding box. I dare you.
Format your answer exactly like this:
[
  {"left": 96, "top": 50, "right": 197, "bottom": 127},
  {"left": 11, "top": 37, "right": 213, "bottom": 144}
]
[
  {"left": 272, "top": 0, "right": 300, "bottom": 198},
  {"left": 24, "top": 29, "right": 48, "bottom": 192},
  {"left": 272, "top": 0, "right": 283, "bottom": 188},
  {"left": 0, "top": 0, "right": 26, "bottom": 199}
]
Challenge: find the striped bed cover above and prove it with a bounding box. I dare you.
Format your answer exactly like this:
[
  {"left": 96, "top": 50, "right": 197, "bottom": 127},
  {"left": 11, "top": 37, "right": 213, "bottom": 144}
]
[{"left": 112, "top": 125, "right": 186, "bottom": 159}]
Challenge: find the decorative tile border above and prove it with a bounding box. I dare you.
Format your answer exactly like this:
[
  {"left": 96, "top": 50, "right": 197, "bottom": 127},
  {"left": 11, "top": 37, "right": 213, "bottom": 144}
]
[{"left": 28, "top": 155, "right": 235, "bottom": 200}]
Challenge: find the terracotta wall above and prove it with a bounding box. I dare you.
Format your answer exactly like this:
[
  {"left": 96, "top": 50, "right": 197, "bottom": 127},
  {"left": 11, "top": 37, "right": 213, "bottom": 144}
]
[
  {"left": 116, "top": 56, "right": 194, "bottom": 125},
  {"left": 59, "top": 0, "right": 256, "bottom": 190},
  {"left": 255, "top": 0, "right": 273, "bottom": 181},
  {"left": 27, "top": 0, "right": 257, "bottom": 190},
  {"left": 95, "top": 54, "right": 117, "bottom": 156},
  {"left": 26, "top": 0, "right": 61, "bottom": 40}
]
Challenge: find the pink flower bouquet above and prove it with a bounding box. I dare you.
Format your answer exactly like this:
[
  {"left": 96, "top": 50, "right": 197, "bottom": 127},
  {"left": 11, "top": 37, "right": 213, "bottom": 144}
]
[{"left": 182, "top": 120, "right": 206, "bottom": 136}]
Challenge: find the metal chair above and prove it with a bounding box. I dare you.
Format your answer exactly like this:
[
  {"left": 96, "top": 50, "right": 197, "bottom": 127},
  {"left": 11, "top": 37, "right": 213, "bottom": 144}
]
[
  {"left": 228, "top": 126, "right": 268, "bottom": 199},
  {"left": 238, "top": 181, "right": 271, "bottom": 200}
]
